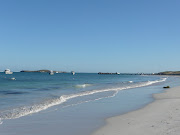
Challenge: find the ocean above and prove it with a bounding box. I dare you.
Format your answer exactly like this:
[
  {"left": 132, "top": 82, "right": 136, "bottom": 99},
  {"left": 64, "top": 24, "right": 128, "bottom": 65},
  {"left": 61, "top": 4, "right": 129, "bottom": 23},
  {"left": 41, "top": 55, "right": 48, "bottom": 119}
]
[{"left": 0, "top": 72, "right": 180, "bottom": 135}]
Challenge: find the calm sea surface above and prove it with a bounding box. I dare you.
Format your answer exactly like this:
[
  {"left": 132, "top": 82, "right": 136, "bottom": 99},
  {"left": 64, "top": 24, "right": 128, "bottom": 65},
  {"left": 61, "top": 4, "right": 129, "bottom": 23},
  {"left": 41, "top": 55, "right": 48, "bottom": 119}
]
[{"left": 0, "top": 72, "right": 179, "bottom": 135}]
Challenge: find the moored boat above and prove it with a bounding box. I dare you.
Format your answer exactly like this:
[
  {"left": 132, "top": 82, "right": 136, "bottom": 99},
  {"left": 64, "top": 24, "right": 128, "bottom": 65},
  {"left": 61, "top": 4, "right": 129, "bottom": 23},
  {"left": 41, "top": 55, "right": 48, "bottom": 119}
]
[
  {"left": 71, "top": 71, "right": 75, "bottom": 75},
  {"left": 49, "top": 70, "right": 54, "bottom": 75},
  {"left": 4, "top": 69, "right": 13, "bottom": 74}
]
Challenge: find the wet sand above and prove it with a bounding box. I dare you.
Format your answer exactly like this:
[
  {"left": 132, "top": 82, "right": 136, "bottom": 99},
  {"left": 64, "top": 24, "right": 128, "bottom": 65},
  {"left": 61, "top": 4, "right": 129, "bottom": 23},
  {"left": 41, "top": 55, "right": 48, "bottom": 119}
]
[{"left": 93, "top": 86, "right": 180, "bottom": 135}]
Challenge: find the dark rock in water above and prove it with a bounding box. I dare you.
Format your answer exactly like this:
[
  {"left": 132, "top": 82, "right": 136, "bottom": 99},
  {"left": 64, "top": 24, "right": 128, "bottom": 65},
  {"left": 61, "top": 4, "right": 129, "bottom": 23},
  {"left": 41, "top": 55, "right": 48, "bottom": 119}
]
[{"left": 163, "top": 86, "right": 170, "bottom": 88}]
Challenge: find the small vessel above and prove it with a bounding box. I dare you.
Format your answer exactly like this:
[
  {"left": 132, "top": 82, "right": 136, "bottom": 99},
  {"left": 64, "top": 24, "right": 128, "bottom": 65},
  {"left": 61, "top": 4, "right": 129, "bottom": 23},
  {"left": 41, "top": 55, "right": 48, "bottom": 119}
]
[
  {"left": 4, "top": 69, "right": 13, "bottom": 74},
  {"left": 71, "top": 71, "right": 75, "bottom": 75},
  {"left": 49, "top": 70, "right": 54, "bottom": 75},
  {"left": 116, "top": 72, "right": 120, "bottom": 75}
]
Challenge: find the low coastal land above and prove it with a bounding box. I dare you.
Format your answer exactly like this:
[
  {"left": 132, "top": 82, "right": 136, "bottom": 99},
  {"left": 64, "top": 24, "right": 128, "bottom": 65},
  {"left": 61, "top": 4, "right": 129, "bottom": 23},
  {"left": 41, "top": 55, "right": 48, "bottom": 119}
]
[
  {"left": 93, "top": 86, "right": 180, "bottom": 135},
  {"left": 20, "top": 70, "right": 67, "bottom": 73},
  {"left": 20, "top": 70, "right": 180, "bottom": 75},
  {"left": 157, "top": 71, "right": 180, "bottom": 75}
]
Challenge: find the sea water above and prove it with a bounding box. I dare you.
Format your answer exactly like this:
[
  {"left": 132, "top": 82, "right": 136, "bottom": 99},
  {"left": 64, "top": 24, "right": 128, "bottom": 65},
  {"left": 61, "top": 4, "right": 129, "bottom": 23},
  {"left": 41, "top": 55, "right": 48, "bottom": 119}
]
[{"left": 0, "top": 72, "right": 179, "bottom": 135}]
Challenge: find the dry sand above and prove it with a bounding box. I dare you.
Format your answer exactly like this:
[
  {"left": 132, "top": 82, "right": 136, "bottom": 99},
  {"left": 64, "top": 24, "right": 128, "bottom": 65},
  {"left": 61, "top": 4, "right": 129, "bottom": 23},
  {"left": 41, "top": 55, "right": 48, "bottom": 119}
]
[{"left": 92, "top": 86, "right": 180, "bottom": 135}]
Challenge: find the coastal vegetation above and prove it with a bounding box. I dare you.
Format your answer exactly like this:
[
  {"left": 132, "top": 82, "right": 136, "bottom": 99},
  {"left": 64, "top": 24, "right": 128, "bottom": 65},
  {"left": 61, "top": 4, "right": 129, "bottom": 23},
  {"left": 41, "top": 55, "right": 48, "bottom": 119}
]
[{"left": 157, "top": 71, "right": 180, "bottom": 75}]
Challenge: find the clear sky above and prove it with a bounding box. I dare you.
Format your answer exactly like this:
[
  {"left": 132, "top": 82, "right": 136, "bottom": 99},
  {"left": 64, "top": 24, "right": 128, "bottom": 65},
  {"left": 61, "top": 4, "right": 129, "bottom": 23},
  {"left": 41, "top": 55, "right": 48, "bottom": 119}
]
[{"left": 0, "top": 0, "right": 180, "bottom": 73}]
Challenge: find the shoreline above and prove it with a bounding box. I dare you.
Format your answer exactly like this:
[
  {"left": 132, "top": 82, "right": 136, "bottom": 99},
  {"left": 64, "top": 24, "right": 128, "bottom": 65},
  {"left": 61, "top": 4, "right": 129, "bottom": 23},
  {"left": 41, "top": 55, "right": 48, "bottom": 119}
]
[
  {"left": 92, "top": 85, "right": 180, "bottom": 135},
  {"left": 0, "top": 75, "right": 179, "bottom": 135}
]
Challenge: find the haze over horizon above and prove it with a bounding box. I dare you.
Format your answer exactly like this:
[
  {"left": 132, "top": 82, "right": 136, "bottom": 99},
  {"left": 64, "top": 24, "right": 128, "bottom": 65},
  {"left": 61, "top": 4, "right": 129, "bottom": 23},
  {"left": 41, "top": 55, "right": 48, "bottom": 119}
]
[{"left": 1, "top": 0, "right": 179, "bottom": 73}]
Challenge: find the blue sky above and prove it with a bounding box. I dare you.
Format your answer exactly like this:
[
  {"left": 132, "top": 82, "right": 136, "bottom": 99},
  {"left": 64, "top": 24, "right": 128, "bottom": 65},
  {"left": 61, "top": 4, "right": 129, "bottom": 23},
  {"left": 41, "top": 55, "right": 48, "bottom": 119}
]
[{"left": 0, "top": 0, "right": 180, "bottom": 73}]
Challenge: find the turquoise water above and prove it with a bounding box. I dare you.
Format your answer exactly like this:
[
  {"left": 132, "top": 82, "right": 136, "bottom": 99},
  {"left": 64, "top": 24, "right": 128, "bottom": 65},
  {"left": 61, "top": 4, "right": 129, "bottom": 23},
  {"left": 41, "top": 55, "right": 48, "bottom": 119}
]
[{"left": 0, "top": 72, "right": 179, "bottom": 135}]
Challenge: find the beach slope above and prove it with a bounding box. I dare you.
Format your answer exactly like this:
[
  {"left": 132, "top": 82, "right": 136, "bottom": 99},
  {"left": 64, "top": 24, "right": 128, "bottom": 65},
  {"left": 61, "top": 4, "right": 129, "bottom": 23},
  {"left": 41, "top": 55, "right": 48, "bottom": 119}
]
[{"left": 93, "top": 86, "right": 180, "bottom": 135}]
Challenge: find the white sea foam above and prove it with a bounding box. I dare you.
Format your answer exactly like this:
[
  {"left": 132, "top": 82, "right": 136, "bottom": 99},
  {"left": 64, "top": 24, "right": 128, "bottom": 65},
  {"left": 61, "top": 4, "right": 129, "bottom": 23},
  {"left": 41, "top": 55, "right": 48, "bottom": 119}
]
[
  {"left": 0, "top": 78, "right": 167, "bottom": 122},
  {"left": 0, "top": 119, "right": 3, "bottom": 125},
  {"left": 75, "top": 84, "right": 92, "bottom": 88},
  {"left": 10, "top": 78, "right": 16, "bottom": 80},
  {"left": 63, "top": 91, "right": 118, "bottom": 108},
  {"left": 128, "top": 81, "right": 133, "bottom": 83}
]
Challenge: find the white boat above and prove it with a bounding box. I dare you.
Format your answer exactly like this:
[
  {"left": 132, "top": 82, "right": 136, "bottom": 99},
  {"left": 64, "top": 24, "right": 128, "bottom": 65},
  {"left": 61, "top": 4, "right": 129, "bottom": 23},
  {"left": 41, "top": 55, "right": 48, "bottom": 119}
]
[
  {"left": 71, "top": 71, "right": 75, "bottom": 75},
  {"left": 4, "top": 69, "right": 13, "bottom": 74},
  {"left": 49, "top": 70, "right": 54, "bottom": 75},
  {"left": 116, "top": 72, "right": 120, "bottom": 75}
]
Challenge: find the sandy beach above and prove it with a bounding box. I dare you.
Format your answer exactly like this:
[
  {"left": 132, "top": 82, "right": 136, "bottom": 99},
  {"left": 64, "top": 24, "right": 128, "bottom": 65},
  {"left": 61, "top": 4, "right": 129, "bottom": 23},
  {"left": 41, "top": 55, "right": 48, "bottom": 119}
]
[{"left": 92, "top": 86, "right": 180, "bottom": 135}]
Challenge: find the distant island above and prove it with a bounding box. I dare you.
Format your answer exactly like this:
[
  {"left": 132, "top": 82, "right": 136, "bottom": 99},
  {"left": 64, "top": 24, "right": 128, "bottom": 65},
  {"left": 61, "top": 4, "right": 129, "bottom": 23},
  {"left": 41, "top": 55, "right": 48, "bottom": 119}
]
[
  {"left": 157, "top": 71, "right": 180, "bottom": 75},
  {"left": 20, "top": 70, "right": 67, "bottom": 73},
  {"left": 98, "top": 72, "right": 120, "bottom": 75}
]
